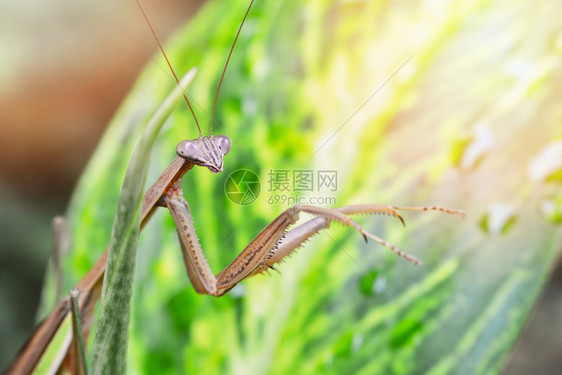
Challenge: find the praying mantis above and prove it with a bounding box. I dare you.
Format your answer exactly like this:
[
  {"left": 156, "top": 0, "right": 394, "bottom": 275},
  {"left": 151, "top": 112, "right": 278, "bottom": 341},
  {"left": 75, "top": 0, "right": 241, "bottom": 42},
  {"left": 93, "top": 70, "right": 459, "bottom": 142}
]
[{"left": 4, "top": 0, "right": 465, "bottom": 374}]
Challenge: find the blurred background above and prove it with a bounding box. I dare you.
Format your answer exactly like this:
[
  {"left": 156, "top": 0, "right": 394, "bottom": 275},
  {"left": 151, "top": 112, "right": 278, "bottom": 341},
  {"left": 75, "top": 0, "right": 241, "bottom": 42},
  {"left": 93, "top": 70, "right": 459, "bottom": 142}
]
[
  {"left": 0, "top": 0, "right": 561, "bottom": 373},
  {"left": 0, "top": 0, "right": 203, "bottom": 367}
]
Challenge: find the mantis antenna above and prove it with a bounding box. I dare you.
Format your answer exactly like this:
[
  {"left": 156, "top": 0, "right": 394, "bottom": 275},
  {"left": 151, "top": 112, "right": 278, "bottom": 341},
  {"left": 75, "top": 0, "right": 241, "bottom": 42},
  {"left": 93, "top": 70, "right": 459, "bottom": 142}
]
[
  {"left": 136, "top": 0, "right": 202, "bottom": 137},
  {"left": 136, "top": 0, "right": 256, "bottom": 137},
  {"left": 210, "top": 0, "right": 255, "bottom": 135}
]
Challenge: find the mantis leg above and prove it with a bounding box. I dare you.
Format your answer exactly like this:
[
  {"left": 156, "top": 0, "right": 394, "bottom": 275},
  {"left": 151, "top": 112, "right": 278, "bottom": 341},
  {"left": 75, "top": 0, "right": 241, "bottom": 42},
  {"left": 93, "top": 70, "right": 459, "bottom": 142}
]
[
  {"left": 163, "top": 185, "right": 464, "bottom": 296},
  {"left": 163, "top": 187, "right": 379, "bottom": 296},
  {"left": 253, "top": 204, "right": 465, "bottom": 273}
]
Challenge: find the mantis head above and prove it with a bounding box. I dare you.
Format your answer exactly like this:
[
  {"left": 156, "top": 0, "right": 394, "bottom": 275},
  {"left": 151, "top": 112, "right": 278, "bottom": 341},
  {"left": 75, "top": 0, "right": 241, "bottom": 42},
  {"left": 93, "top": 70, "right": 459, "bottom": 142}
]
[{"left": 176, "top": 135, "right": 231, "bottom": 173}]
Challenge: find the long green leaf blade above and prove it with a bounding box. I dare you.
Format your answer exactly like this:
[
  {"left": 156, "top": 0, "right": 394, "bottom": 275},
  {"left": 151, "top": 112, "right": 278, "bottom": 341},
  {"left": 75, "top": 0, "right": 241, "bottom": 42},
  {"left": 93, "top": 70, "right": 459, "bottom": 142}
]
[{"left": 90, "top": 70, "right": 196, "bottom": 374}]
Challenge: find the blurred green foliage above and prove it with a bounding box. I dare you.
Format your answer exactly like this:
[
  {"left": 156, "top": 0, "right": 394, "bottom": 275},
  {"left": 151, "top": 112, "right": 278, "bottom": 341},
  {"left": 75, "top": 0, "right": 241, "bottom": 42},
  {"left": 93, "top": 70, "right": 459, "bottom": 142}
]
[{"left": 37, "top": 0, "right": 562, "bottom": 373}]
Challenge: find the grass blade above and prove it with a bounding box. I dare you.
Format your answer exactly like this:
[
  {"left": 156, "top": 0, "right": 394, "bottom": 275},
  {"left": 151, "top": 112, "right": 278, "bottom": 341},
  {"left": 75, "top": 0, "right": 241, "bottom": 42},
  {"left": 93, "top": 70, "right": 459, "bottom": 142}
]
[{"left": 90, "top": 69, "right": 196, "bottom": 375}]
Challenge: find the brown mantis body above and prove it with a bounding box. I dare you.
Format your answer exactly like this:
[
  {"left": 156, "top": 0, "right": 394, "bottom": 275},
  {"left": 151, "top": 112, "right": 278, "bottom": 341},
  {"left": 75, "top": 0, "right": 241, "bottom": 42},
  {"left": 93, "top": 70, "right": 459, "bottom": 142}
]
[{"left": 4, "top": 0, "right": 465, "bottom": 374}]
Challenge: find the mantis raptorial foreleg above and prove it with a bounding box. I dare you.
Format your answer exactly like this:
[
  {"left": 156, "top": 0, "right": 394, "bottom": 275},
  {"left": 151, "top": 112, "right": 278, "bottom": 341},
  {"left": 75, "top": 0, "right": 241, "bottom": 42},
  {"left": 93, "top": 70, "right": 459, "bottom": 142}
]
[
  {"left": 261, "top": 204, "right": 429, "bottom": 268},
  {"left": 163, "top": 183, "right": 465, "bottom": 296}
]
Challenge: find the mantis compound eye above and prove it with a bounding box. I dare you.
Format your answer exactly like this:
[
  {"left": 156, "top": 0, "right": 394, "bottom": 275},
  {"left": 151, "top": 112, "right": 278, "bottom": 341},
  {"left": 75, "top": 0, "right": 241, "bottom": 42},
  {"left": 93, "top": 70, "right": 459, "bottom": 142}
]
[
  {"left": 176, "top": 140, "right": 202, "bottom": 160},
  {"left": 215, "top": 134, "right": 231, "bottom": 155}
]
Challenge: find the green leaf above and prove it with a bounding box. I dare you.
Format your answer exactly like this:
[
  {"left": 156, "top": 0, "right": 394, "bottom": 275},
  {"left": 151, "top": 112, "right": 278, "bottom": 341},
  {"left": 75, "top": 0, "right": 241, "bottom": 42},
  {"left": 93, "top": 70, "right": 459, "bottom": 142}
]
[{"left": 40, "top": 0, "right": 562, "bottom": 373}]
